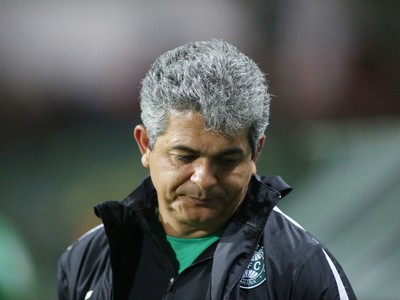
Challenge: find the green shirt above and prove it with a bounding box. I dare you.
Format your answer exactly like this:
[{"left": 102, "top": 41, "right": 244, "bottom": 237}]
[
  {"left": 166, "top": 233, "right": 221, "bottom": 273},
  {"left": 149, "top": 209, "right": 221, "bottom": 273}
]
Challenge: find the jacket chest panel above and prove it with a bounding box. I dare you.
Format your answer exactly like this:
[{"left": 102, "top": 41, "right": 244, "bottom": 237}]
[{"left": 127, "top": 232, "right": 214, "bottom": 299}]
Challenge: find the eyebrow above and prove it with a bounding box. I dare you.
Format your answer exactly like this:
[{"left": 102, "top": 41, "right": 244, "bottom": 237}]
[{"left": 170, "top": 145, "right": 245, "bottom": 157}]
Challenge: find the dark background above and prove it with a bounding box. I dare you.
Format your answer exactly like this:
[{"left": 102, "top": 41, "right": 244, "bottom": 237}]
[{"left": 0, "top": 1, "right": 399, "bottom": 299}]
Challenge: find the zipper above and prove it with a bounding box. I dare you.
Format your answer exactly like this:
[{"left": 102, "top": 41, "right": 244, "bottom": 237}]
[
  {"left": 162, "top": 254, "right": 214, "bottom": 299},
  {"left": 135, "top": 211, "right": 195, "bottom": 299},
  {"left": 167, "top": 277, "right": 175, "bottom": 292}
]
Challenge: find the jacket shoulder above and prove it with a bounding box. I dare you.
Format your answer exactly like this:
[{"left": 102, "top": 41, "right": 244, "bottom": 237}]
[
  {"left": 264, "top": 207, "right": 356, "bottom": 299},
  {"left": 264, "top": 207, "right": 320, "bottom": 270},
  {"left": 57, "top": 224, "right": 111, "bottom": 300}
]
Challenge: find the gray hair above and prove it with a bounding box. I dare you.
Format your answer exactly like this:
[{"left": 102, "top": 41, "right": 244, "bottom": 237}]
[{"left": 139, "top": 39, "right": 271, "bottom": 155}]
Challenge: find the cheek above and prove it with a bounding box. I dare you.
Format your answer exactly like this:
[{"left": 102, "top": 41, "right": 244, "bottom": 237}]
[
  {"left": 151, "top": 161, "right": 192, "bottom": 194},
  {"left": 225, "top": 165, "right": 253, "bottom": 194},
  {"left": 230, "top": 162, "right": 253, "bottom": 182}
]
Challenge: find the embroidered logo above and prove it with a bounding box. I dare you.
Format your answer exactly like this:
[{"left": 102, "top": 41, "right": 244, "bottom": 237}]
[{"left": 240, "top": 245, "right": 266, "bottom": 289}]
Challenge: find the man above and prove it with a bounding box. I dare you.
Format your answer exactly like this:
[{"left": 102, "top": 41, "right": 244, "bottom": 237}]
[{"left": 57, "top": 39, "right": 356, "bottom": 299}]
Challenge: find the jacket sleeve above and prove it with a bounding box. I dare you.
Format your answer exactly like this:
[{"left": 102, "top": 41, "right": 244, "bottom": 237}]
[
  {"left": 291, "top": 245, "right": 356, "bottom": 299},
  {"left": 57, "top": 251, "right": 71, "bottom": 300},
  {"left": 56, "top": 225, "right": 111, "bottom": 300}
]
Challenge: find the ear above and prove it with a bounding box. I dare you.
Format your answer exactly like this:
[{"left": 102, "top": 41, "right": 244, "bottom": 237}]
[
  {"left": 134, "top": 125, "right": 151, "bottom": 168},
  {"left": 252, "top": 134, "right": 265, "bottom": 162},
  {"left": 252, "top": 161, "right": 257, "bottom": 175}
]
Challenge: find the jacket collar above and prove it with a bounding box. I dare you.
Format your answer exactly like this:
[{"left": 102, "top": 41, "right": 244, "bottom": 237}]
[
  {"left": 209, "top": 175, "right": 291, "bottom": 300},
  {"left": 95, "top": 175, "right": 291, "bottom": 300},
  {"left": 95, "top": 175, "right": 291, "bottom": 231}
]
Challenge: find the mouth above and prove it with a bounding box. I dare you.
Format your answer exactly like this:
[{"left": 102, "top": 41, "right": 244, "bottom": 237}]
[
  {"left": 190, "top": 196, "right": 210, "bottom": 201},
  {"left": 187, "top": 196, "right": 216, "bottom": 205}
]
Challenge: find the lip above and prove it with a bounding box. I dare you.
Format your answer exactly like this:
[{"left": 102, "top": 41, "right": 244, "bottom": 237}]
[{"left": 188, "top": 196, "right": 214, "bottom": 205}]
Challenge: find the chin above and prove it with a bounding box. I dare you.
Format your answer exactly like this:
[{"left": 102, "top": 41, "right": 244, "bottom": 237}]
[{"left": 182, "top": 212, "right": 222, "bottom": 227}]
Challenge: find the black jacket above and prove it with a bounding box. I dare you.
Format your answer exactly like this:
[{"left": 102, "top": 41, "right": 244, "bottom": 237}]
[{"left": 57, "top": 175, "right": 356, "bottom": 299}]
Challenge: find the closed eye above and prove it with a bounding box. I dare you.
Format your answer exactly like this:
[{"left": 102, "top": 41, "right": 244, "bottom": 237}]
[
  {"left": 215, "top": 156, "right": 242, "bottom": 168},
  {"left": 174, "top": 154, "right": 197, "bottom": 163}
]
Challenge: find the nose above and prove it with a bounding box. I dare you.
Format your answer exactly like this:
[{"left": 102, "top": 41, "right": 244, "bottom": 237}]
[{"left": 190, "top": 159, "right": 218, "bottom": 190}]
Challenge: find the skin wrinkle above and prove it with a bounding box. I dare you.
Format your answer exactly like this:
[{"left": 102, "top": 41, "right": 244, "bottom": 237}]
[
  {"left": 134, "top": 111, "right": 265, "bottom": 238},
  {"left": 135, "top": 40, "right": 268, "bottom": 238}
]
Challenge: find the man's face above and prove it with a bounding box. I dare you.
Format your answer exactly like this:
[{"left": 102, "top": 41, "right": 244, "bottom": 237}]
[{"left": 134, "top": 111, "right": 264, "bottom": 237}]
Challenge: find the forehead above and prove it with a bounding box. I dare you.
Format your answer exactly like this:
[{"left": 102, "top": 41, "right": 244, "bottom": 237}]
[{"left": 156, "top": 111, "right": 250, "bottom": 152}]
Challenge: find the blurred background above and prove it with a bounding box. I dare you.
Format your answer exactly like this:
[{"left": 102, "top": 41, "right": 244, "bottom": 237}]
[{"left": 0, "top": 1, "right": 399, "bottom": 299}]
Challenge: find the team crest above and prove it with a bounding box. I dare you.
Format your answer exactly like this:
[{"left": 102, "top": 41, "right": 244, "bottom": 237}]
[{"left": 240, "top": 245, "right": 266, "bottom": 289}]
